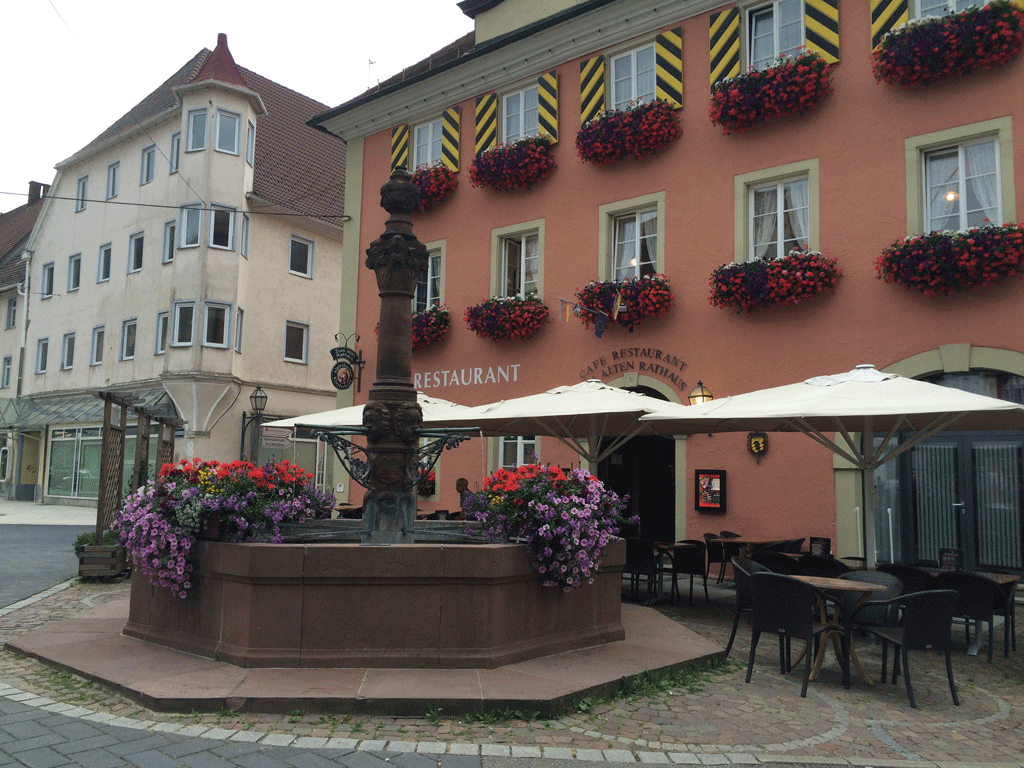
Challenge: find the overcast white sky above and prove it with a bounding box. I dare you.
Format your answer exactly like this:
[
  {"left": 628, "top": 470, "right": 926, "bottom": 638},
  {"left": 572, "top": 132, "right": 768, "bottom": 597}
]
[{"left": 1, "top": 0, "right": 475, "bottom": 214}]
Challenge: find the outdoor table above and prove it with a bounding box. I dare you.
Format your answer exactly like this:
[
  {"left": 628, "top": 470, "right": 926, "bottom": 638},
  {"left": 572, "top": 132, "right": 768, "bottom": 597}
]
[
  {"left": 790, "top": 574, "right": 886, "bottom": 688},
  {"left": 707, "top": 536, "right": 786, "bottom": 556}
]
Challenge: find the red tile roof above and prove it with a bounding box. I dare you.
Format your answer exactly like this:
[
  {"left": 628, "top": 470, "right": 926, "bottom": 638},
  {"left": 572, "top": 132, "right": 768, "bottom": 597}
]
[
  {"left": 191, "top": 33, "right": 249, "bottom": 90},
  {"left": 0, "top": 194, "right": 43, "bottom": 289}
]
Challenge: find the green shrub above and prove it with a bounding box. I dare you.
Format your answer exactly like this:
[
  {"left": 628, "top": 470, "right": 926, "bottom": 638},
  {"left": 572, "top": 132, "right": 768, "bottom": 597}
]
[{"left": 73, "top": 529, "right": 119, "bottom": 557}]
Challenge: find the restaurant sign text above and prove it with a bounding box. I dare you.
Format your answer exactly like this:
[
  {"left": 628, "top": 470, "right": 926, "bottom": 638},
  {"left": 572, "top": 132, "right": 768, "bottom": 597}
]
[{"left": 580, "top": 347, "right": 687, "bottom": 391}]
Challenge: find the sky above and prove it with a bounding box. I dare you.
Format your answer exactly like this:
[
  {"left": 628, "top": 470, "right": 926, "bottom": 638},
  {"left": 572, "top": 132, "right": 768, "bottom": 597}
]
[{"left": 0, "top": 0, "right": 475, "bottom": 214}]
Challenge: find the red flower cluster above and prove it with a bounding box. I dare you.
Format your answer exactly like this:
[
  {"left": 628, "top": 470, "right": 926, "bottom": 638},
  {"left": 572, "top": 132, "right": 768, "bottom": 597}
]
[
  {"left": 875, "top": 223, "right": 1024, "bottom": 297},
  {"left": 159, "top": 458, "right": 313, "bottom": 492},
  {"left": 410, "top": 164, "right": 458, "bottom": 213},
  {"left": 872, "top": 1, "right": 1024, "bottom": 88},
  {"left": 709, "top": 247, "right": 843, "bottom": 313},
  {"left": 575, "top": 274, "right": 674, "bottom": 332},
  {"left": 709, "top": 50, "right": 834, "bottom": 134},
  {"left": 576, "top": 100, "right": 681, "bottom": 165},
  {"left": 468, "top": 135, "right": 556, "bottom": 192},
  {"left": 412, "top": 304, "right": 451, "bottom": 352},
  {"left": 484, "top": 464, "right": 567, "bottom": 496},
  {"left": 463, "top": 294, "right": 550, "bottom": 343}
]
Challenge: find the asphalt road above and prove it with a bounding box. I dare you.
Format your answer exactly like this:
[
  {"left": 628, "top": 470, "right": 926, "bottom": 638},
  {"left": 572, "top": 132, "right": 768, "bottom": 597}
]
[{"left": 0, "top": 524, "right": 91, "bottom": 609}]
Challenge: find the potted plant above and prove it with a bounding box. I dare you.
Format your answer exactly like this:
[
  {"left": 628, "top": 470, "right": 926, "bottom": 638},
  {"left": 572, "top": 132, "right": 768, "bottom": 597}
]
[
  {"left": 464, "top": 294, "right": 550, "bottom": 342},
  {"left": 468, "top": 134, "right": 556, "bottom": 191},
  {"left": 875, "top": 223, "right": 1024, "bottom": 296},
  {"left": 709, "top": 50, "right": 835, "bottom": 134},
  {"left": 872, "top": 1, "right": 1024, "bottom": 88},
  {"left": 410, "top": 163, "right": 458, "bottom": 213},
  {"left": 709, "top": 247, "right": 842, "bottom": 313},
  {"left": 417, "top": 469, "right": 436, "bottom": 497},
  {"left": 412, "top": 304, "right": 451, "bottom": 351},
  {"left": 463, "top": 463, "right": 635, "bottom": 590},
  {"left": 574, "top": 273, "right": 675, "bottom": 331},
  {"left": 576, "top": 99, "right": 681, "bottom": 165}
]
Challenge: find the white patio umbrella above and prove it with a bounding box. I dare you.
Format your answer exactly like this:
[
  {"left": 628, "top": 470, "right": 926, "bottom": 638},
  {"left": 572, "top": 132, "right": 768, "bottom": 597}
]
[
  {"left": 640, "top": 364, "right": 1024, "bottom": 565},
  {"left": 262, "top": 393, "right": 468, "bottom": 429}
]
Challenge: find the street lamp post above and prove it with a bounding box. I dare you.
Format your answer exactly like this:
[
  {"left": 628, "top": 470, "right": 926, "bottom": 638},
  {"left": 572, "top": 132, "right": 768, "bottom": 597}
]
[{"left": 240, "top": 385, "right": 268, "bottom": 461}]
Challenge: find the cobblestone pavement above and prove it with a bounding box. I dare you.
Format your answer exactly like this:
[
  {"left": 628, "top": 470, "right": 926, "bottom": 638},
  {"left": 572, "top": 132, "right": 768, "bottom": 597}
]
[{"left": 1, "top": 577, "right": 1022, "bottom": 767}]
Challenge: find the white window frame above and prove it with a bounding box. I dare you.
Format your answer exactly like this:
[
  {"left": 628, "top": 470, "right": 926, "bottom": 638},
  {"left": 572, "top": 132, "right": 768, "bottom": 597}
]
[
  {"left": 5, "top": 297, "right": 15, "bottom": 329},
  {"left": 916, "top": 0, "right": 973, "bottom": 19},
  {"left": 90, "top": 326, "right": 104, "bottom": 365},
  {"left": 202, "top": 301, "right": 232, "bottom": 348},
  {"left": 75, "top": 176, "right": 88, "bottom": 212},
  {"left": 215, "top": 109, "right": 241, "bottom": 155},
  {"left": 162, "top": 221, "right": 176, "bottom": 263},
  {"left": 120, "top": 319, "right": 137, "bottom": 361},
  {"left": 155, "top": 312, "right": 169, "bottom": 355},
  {"left": 502, "top": 85, "right": 540, "bottom": 143},
  {"left": 246, "top": 120, "right": 256, "bottom": 165},
  {"left": 414, "top": 249, "right": 443, "bottom": 313},
  {"left": 748, "top": 176, "right": 810, "bottom": 260},
  {"left": 240, "top": 214, "right": 249, "bottom": 258},
  {"left": 501, "top": 232, "right": 540, "bottom": 298},
  {"left": 41, "top": 262, "right": 55, "bottom": 298},
  {"left": 67, "top": 253, "right": 82, "bottom": 292},
  {"left": 747, "top": 0, "right": 803, "bottom": 71},
  {"left": 288, "top": 236, "right": 313, "bottom": 278},
  {"left": 612, "top": 210, "right": 658, "bottom": 281},
  {"left": 169, "top": 132, "right": 181, "bottom": 173},
  {"left": 179, "top": 204, "right": 202, "bottom": 248},
  {"left": 61, "top": 333, "right": 75, "bottom": 370},
  {"left": 106, "top": 162, "right": 120, "bottom": 199},
  {"left": 413, "top": 118, "right": 443, "bottom": 169},
  {"left": 36, "top": 338, "right": 48, "bottom": 373},
  {"left": 209, "top": 204, "right": 236, "bottom": 250},
  {"left": 610, "top": 44, "right": 657, "bottom": 111},
  {"left": 598, "top": 193, "right": 665, "bottom": 281},
  {"left": 171, "top": 301, "right": 196, "bottom": 347},
  {"left": 127, "top": 232, "right": 144, "bottom": 273},
  {"left": 187, "top": 108, "right": 207, "bottom": 152},
  {"left": 283, "top": 320, "right": 309, "bottom": 364},
  {"left": 140, "top": 144, "right": 157, "bottom": 185},
  {"left": 235, "top": 307, "right": 244, "bottom": 352},
  {"left": 923, "top": 139, "right": 1001, "bottom": 233},
  {"left": 734, "top": 159, "right": 820, "bottom": 263},
  {"left": 499, "top": 435, "right": 536, "bottom": 470},
  {"left": 97, "top": 244, "right": 112, "bottom": 283},
  {"left": 0, "top": 356, "right": 11, "bottom": 388}
]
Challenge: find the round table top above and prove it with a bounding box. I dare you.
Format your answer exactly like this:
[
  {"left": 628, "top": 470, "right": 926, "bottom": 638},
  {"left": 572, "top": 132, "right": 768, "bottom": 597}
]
[{"left": 791, "top": 574, "right": 887, "bottom": 592}]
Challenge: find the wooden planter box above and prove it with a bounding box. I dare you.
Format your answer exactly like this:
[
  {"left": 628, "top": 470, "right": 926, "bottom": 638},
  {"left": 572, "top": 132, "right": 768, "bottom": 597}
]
[{"left": 79, "top": 545, "right": 127, "bottom": 577}]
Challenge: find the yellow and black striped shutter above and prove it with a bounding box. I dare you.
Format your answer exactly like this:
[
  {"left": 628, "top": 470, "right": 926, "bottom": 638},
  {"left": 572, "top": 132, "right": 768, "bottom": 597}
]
[
  {"left": 805, "top": 0, "right": 840, "bottom": 63},
  {"left": 870, "top": 0, "right": 908, "bottom": 49},
  {"left": 655, "top": 27, "right": 683, "bottom": 108},
  {"left": 441, "top": 107, "right": 460, "bottom": 170},
  {"left": 580, "top": 56, "right": 605, "bottom": 125},
  {"left": 475, "top": 94, "right": 497, "bottom": 157},
  {"left": 391, "top": 124, "right": 409, "bottom": 171},
  {"left": 709, "top": 8, "right": 740, "bottom": 90},
  {"left": 538, "top": 71, "right": 558, "bottom": 144}
]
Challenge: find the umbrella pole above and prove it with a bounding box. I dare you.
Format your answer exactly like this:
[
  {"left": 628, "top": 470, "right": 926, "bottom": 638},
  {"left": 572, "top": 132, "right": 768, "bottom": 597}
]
[{"left": 860, "top": 418, "right": 878, "bottom": 568}]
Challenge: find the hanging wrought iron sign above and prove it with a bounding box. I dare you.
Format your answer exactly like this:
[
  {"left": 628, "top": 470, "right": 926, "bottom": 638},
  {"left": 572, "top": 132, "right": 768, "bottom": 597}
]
[{"left": 330, "top": 345, "right": 364, "bottom": 392}]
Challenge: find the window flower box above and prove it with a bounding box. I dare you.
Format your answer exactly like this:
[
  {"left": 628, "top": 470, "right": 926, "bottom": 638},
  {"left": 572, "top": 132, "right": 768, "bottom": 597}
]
[
  {"left": 417, "top": 470, "right": 436, "bottom": 497},
  {"left": 872, "top": 1, "right": 1024, "bottom": 88},
  {"left": 709, "top": 50, "right": 835, "bottom": 135},
  {"left": 412, "top": 304, "right": 451, "bottom": 352},
  {"left": 574, "top": 274, "right": 674, "bottom": 332},
  {"left": 468, "top": 135, "right": 556, "bottom": 192},
  {"left": 709, "top": 247, "right": 842, "bottom": 313},
  {"left": 875, "top": 223, "right": 1024, "bottom": 296},
  {"left": 576, "top": 99, "right": 681, "bottom": 166},
  {"left": 464, "top": 294, "right": 549, "bottom": 342},
  {"left": 410, "top": 164, "right": 458, "bottom": 213}
]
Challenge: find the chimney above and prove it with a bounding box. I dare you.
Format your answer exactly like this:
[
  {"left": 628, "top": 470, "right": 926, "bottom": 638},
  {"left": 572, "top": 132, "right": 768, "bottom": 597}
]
[{"left": 28, "top": 181, "right": 44, "bottom": 203}]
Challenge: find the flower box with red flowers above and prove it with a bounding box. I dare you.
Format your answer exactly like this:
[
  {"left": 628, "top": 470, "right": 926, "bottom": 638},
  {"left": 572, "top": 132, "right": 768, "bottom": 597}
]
[
  {"left": 468, "top": 134, "right": 556, "bottom": 192},
  {"left": 872, "top": 1, "right": 1024, "bottom": 88},
  {"left": 574, "top": 274, "right": 674, "bottom": 332},
  {"left": 412, "top": 304, "right": 451, "bottom": 352},
  {"left": 875, "top": 223, "right": 1024, "bottom": 296},
  {"left": 464, "top": 294, "right": 550, "bottom": 343},
  {"left": 417, "top": 469, "right": 436, "bottom": 497},
  {"left": 709, "top": 50, "right": 834, "bottom": 135},
  {"left": 576, "top": 99, "right": 681, "bottom": 165},
  {"left": 410, "top": 163, "right": 458, "bottom": 213},
  {"left": 709, "top": 247, "right": 842, "bottom": 313}
]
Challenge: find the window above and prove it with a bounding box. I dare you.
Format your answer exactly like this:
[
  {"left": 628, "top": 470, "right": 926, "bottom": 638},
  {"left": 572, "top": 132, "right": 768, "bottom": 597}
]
[
  {"left": 128, "top": 232, "right": 144, "bottom": 273},
  {"left": 613, "top": 211, "right": 657, "bottom": 280},
  {"left": 179, "top": 204, "right": 202, "bottom": 247},
  {"left": 284, "top": 321, "right": 309, "bottom": 363},
  {"left": 415, "top": 250, "right": 442, "bottom": 313},
  {"left": 106, "top": 162, "right": 120, "bottom": 199},
  {"left": 748, "top": 0, "right": 803, "bottom": 70},
  {"left": 500, "top": 435, "right": 536, "bottom": 469},
  {"left": 162, "top": 221, "right": 176, "bottom": 263},
  {"left": 289, "top": 237, "right": 313, "bottom": 277},
  {"left": 5, "top": 297, "right": 16, "bottom": 329},
  {"left": 215, "top": 109, "right": 240, "bottom": 154},
  {"left": 120, "top": 319, "right": 137, "bottom": 361},
  {"left": 155, "top": 312, "right": 168, "bottom": 354},
  {"left": 246, "top": 120, "right": 256, "bottom": 165},
  {"left": 503, "top": 86, "right": 539, "bottom": 143},
  {"left": 36, "top": 338, "right": 48, "bottom": 373},
  {"left": 413, "top": 118, "right": 443, "bottom": 169},
  {"left": 41, "top": 262, "right": 55, "bottom": 298},
  {"left": 140, "top": 144, "right": 157, "bottom": 185},
  {"left": 67, "top": 253, "right": 81, "bottom": 292},
  {"left": 925, "top": 139, "right": 1000, "bottom": 232},
  {"left": 61, "top": 333, "right": 75, "bottom": 370},
  {"left": 97, "top": 244, "right": 112, "bottom": 282},
  {"left": 75, "top": 176, "right": 88, "bottom": 212},
  {"left": 502, "top": 233, "right": 539, "bottom": 297},
  {"left": 0, "top": 356, "right": 10, "bottom": 388},
  {"left": 918, "top": 0, "right": 973, "bottom": 18},
  {"left": 202, "top": 301, "right": 231, "bottom": 347},
  {"left": 209, "top": 205, "right": 235, "bottom": 249},
  {"left": 240, "top": 214, "right": 249, "bottom": 258},
  {"left": 610, "top": 45, "right": 656, "bottom": 111},
  {"left": 169, "top": 132, "right": 181, "bottom": 172},
  {"left": 90, "top": 326, "right": 104, "bottom": 365},
  {"left": 235, "top": 307, "right": 244, "bottom": 352},
  {"left": 172, "top": 301, "right": 195, "bottom": 346},
  {"left": 734, "top": 159, "right": 819, "bottom": 263},
  {"left": 187, "top": 108, "right": 207, "bottom": 151}
]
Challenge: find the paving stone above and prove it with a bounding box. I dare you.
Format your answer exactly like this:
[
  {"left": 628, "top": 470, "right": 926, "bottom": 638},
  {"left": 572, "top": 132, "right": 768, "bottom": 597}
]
[{"left": 6, "top": 746, "right": 68, "bottom": 768}]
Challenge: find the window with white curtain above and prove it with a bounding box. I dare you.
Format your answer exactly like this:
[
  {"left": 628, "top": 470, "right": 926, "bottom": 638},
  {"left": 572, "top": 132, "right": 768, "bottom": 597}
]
[
  {"left": 414, "top": 250, "right": 442, "bottom": 313},
  {"left": 748, "top": 0, "right": 803, "bottom": 70},
  {"left": 610, "top": 45, "right": 656, "bottom": 111},
  {"left": 502, "top": 233, "right": 539, "bottom": 297},
  {"left": 613, "top": 211, "right": 658, "bottom": 280},
  {"left": 500, "top": 435, "right": 536, "bottom": 470},
  {"left": 925, "top": 139, "right": 1000, "bottom": 232},
  {"left": 749, "top": 177, "right": 809, "bottom": 260}
]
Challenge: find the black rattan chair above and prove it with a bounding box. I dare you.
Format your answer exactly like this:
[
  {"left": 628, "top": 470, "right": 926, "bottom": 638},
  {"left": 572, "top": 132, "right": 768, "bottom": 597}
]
[
  {"left": 876, "top": 563, "right": 932, "bottom": 594},
  {"left": 934, "top": 571, "right": 1000, "bottom": 662},
  {"left": 749, "top": 550, "right": 801, "bottom": 575},
  {"left": 704, "top": 532, "right": 734, "bottom": 584},
  {"left": 669, "top": 539, "right": 711, "bottom": 607},
  {"left": 725, "top": 556, "right": 771, "bottom": 656},
  {"left": 798, "top": 554, "right": 852, "bottom": 579},
  {"left": 988, "top": 570, "right": 1018, "bottom": 656},
  {"left": 624, "top": 538, "right": 665, "bottom": 605}
]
